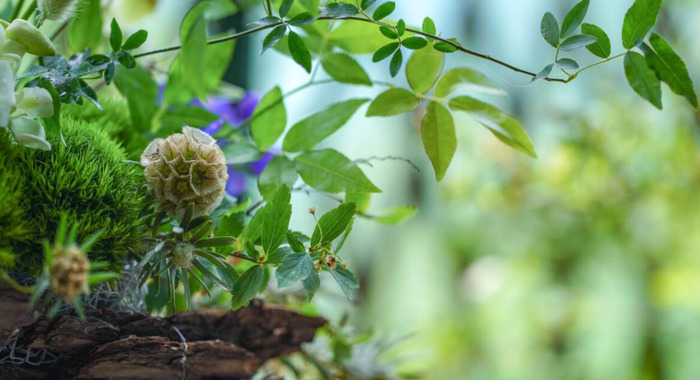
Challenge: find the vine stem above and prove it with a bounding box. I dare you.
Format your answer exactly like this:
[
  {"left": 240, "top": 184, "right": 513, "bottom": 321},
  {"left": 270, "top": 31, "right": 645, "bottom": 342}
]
[
  {"left": 572, "top": 52, "right": 626, "bottom": 77},
  {"left": 133, "top": 16, "right": 570, "bottom": 83}
]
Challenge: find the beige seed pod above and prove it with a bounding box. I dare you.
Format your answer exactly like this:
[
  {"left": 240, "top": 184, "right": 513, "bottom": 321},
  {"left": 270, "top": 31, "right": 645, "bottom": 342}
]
[
  {"left": 50, "top": 245, "right": 90, "bottom": 301},
  {"left": 141, "top": 127, "right": 228, "bottom": 219}
]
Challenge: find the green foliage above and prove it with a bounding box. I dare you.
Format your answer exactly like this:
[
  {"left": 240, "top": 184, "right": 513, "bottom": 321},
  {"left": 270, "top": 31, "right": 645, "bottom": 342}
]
[
  {"left": 421, "top": 102, "right": 456, "bottom": 181},
  {"left": 624, "top": 51, "right": 662, "bottom": 109},
  {"left": 622, "top": 0, "right": 661, "bottom": 49},
  {"left": 251, "top": 86, "right": 286, "bottom": 150},
  {"left": 2, "top": 115, "right": 146, "bottom": 276}
]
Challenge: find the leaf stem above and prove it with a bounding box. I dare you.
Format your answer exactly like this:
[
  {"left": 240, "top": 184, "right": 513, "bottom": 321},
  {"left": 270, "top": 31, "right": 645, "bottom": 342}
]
[
  {"left": 10, "top": 0, "right": 25, "bottom": 20},
  {"left": 1, "top": 272, "right": 34, "bottom": 293},
  {"left": 572, "top": 52, "right": 626, "bottom": 77},
  {"left": 20, "top": 1, "right": 36, "bottom": 21}
]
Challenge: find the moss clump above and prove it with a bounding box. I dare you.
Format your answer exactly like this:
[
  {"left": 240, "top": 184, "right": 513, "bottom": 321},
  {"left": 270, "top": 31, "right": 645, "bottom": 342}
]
[
  {"left": 0, "top": 132, "right": 33, "bottom": 259},
  {"left": 1, "top": 114, "right": 147, "bottom": 276}
]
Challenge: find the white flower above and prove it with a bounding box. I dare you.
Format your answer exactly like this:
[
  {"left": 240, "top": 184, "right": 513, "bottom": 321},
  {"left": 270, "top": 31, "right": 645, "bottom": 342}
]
[
  {"left": 10, "top": 117, "right": 51, "bottom": 151},
  {"left": 14, "top": 87, "right": 55, "bottom": 119}
]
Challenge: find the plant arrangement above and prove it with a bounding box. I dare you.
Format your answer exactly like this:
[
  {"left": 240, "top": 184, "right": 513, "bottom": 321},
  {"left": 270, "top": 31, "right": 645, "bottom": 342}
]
[{"left": 0, "top": 0, "right": 695, "bottom": 379}]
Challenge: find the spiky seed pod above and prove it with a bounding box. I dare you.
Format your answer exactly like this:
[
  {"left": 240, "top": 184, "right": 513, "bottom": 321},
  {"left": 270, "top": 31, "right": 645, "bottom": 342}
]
[
  {"left": 37, "top": 0, "right": 80, "bottom": 23},
  {"left": 50, "top": 245, "right": 90, "bottom": 301},
  {"left": 141, "top": 127, "right": 228, "bottom": 219}
]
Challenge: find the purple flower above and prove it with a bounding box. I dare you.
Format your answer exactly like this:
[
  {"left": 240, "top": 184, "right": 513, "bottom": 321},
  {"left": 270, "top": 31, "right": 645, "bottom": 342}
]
[{"left": 192, "top": 92, "right": 260, "bottom": 134}]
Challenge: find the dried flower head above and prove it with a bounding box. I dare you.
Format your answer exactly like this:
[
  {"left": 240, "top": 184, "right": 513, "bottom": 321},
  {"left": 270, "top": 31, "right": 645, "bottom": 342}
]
[
  {"left": 49, "top": 244, "right": 89, "bottom": 301},
  {"left": 141, "top": 127, "right": 228, "bottom": 219}
]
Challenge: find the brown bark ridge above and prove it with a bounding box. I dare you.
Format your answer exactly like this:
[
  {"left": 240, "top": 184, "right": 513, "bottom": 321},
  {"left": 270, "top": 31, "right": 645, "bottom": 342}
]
[{"left": 0, "top": 286, "right": 327, "bottom": 380}]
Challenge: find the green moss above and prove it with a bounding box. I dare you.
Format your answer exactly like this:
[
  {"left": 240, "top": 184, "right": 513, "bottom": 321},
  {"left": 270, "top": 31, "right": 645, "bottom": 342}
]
[
  {"left": 0, "top": 131, "right": 32, "bottom": 260},
  {"left": 2, "top": 114, "right": 147, "bottom": 276}
]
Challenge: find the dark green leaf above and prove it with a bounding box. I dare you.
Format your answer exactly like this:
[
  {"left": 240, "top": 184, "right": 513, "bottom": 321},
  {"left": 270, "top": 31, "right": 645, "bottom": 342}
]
[
  {"left": 366, "top": 88, "right": 419, "bottom": 117},
  {"left": 251, "top": 86, "right": 286, "bottom": 150},
  {"left": 435, "top": 68, "right": 506, "bottom": 98},
  {"left": 321, "top": 53, "right": 372, "bottom": 85},
  {"left": 104, "top": 63, "right": 115, "bottom": 84},
  {"left": 218, "top": 212, "right": 245, "bottom": 238},
  {"left": 540, "top": 12, "right": 560, "bottom": 47},
  {"left": 216, "top": 264, "right": 239, "bottom": 290},
  {"left": 379, "top": 26, "right": 398, "bottom": 39},
  {"left": 433, "top": 41, "right": 457, "bottom": 53},
  {"left": 372, "top": 42, "right": 400, "bottom": 62},
  {"left": 406, "top": 46, "right": 444, "bottom": 95},
  {"left": 86, "top": 54, "right": 110, "bottom": 65},
  {"left": 581, "top": 23, "right": 611, "bottom": 58},
  {"left": 321, "top": 3, "right": 359, "bottom": 18},
  {"left": 422, "top": 17, "right": 437, "bottom": 36},
  {"left": 449, "top": 96, "right": 537, "bottom": 157},
  {"left": 361, "top": 0, "right": 377, "bottom": 10},
  {"left": 287, "top": 232, "right": 306, "bottom": 253},
  {"left": 372, "top": 2, "right": 395, "bottom": 20},
  {"left": 266, "top": 246, "right": 292, "bottom": 265},
  {"left": 303, "top": 272, "right": 320, "bottom": 298},
  {"left": 289, "top": 12, "right": 315, "bottom": 26},
  {"left": 559, "top": 34, "right": 597, "bottom": 51},
  {"left": 625, "top": 51, "right": 662, "bottom": 109},
  {"left": 231, "top": 265, "right": 264, "bottom": 310},
  {"left": 288, "top": 31, "right": 312, "bottom": 73},
  {"left": 253, "top": 16, "right": 282, "bottom": 25},
  {"left": 642, "top": 34, "right": 697, "bottom": 108},
  {"left": 294, "top": 149, "right": 381, "bottom": 193},
  {"left": 555, "top": 58, "right": 579, "bottom": 70},
  {"left": 389, "top": 49, "right": 402, "bottom": 77},
  {"left": 262, "top": 25, "right": 288, "bottom": 54},
  {"left": 122, "top": 30, "right": 148, "bottom": 50},
  {"left": 560, "top": 0, "right": 589, "bottom": 38},
  {"left": 261, "top": 186, "right": 292, "bottom": 254},
  {"left": 117, "top": 52, "right": 136, "bottom": 69},
  {"left": 109, "top": 18, "right": 122, "bottom": 51},
  {"left": 311, "top": 203, "right": 356, "bottom": 246},
  {"left": 284, "top": 99, "right": 369, "bottom": 152},
  {"left": 276, "top": 253, "right": 314, "bottom": 288},
  {"left": 401, "top": 36, "right": 428, "bottom": 50},
  {"left": 422, "top": 102, "right": 456, "bottom": 181},
  {"left": 279, "top": 0, "right": 294, "bottom": 17},
  {"left": 258, "top": 156, "right": 298, "bottom": 201},
  {"left": 622, "top": 0, "right": 661, "bottom": 49},
  {"left": 330, "top": 267, "right": 359, "bottom": 301},
  {"left": 532, "top": 63, "right": 554, "bottom": 82},
  {"left": 396, "top": 19, "right": 406, "bottom": 36}
]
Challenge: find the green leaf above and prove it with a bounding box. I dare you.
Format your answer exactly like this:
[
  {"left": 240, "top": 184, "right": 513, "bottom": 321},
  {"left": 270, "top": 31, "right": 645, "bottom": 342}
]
[
  {"left": 288, "top": 31, "right": 312, "bottom": 73},
  {"left": 379, "top": 26, "right": 398, "bottom": 39},
  {"left": 330, "top": 267, "right": 359, "bottom": 301},
  {"left": 179, "top": 4, "right": 208, "bottom": 98},
  {"left": 195, "top": 237, "right": 236, "bottom": 248},
  {"left": 321, "top": 53, "right": 372, "bottom": 85},
  {"left": 560, "top": 0, "right": 589, "bottom": 38},
  {"left": 251, "top": 86, "right": 286, "bottom": 150},
  {"left": 435, "top": 68, "right": 505, "bottom": 98},
  {"left": 401, "top": 36, "right": 428, "bottom": 50},
  {"left": 361, "top": 0, "right": 377, "bottom": 10},
  {"left": 295, "top": 149, "right": 381, "bottom": 193},
  {"left": 161, "top": 104, "right": 218, "bottom": 130},
  {"left": 117, "top": 52, "right": 136, "bottom": 69},
  {"left": 321, "top": 3, "right": 359, "bottom": 18},
  {"left": 396, "top": 19, "right": 406, "bottom": 36},
  {"left": 122, "top": 30, "right": 148, "bottom": 50},
  {"left": 36, "top": 78, "right": 61, "bottom": 140},
  {"left": 232, "top": 265, "right": 264, "bottom": 310},
  {"left": 218, "top": 212, "right": 245, "bottom": 238},
  {"left": 559, "top": 34, "right": 597, "bottom": 51},
  {"left": 449, "top": 96, "right": 537, "bottom": 158},
  {"left": 68, "top": 0, "right": 102, "bottom": 52},
  {"left": 389, "top": 49, "right": 403, "bottom": 77},
  {"left": 372, "top": 42, "right": 400, "bottom": 62},
  {"left": 279, "top": 0, "right": 294, "bottom": 17},
  {"left": 421, "top": 102, "right": 456, "bottom": 181},
  {"left": 303, "top": 272, "right": 320, "bottom": 298},
  {"left": 262, "top": 25, "right": 288, "bottom": 54},
  {"left": 287, "top": 232, "right": 306, "bottom": 253},
  {"left": 624, "top": 51, "right": 662, "bottom": 109},
  {"left": 580, "top": 23, "right": 610, "bottom": 58},
  {"left": 289, "top": 12, "right": 315, "bottom": 26},
  {"left": 375, "top": 206, "right": 417, "bottom": 225},
  {"left": 253, "top": 16, "right": 282, "bottom": 26},
  {"left": 311, "top": 203, "right": 356, "bottom": 246},
  {"left": 258, "top": 156, "right": 299, "bottom": 201},
  {"left": 110, "top": 18, "right": 122, "bottom": 51},
  {"left": 532, "top": 63, "right": 554, "bottom": 82},
  {"left": 113, "top": 65, "right": 158, "bottom": 129},
  {"left": 266, "top": 246, "right": 291, "bottom": 265},
  {"left": 422, "top": 17, "right": 437, "bottom": 36},
  {"left": 283, "top": 99, "right": 369, "bottom": 152},
  {"left": 642, "top": 34, "right": 698, "bottom": 108},
  {"left": 373, "top": 2, "right": 395, "bottom": 20},
  {"left": 216, "top": 264, "right": 239, "bottom": 290},
  {"left": 88, "top": 272, "right": 120, "bottom": 285},
  {"left": 276, "top": 253, "right": 314, "bottom": 288},
  {"left": 540, "top": 12, "right": 560, "bottom": 47},
  {"left": 261, "top": 186, "right": 292, "bottom": 255},
  {"left": 406, "top": 46, "right": 444, "bottom": 95},
  {"left": 346, "top": 193, "right": 371, "bottom": 213},
  {"left": 329, "top": 21, "right": 388, "bottom": 54},
  {"left": 622, "top": 0, "right": 661, "bottom": 49},
  {"left": 366, "top": 88, "right": 419, "bottom": 117},
  {"left": 221, "top": 142, "right": 263, "bottom": 164},
  {"left": 555, "top": 58, "right": 579, "bottom": 70},
  {"left": 433, "top": 41, "right": 458, "bottom": 53}
]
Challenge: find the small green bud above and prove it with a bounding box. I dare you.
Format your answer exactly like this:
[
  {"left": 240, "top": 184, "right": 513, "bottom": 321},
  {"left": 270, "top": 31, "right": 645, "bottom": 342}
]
[
  {"left": 173, "top": 242, "right": 195, "bottom": 268},
  {"left": 6, "top": 19, "right": 56, "bottom": 56}
]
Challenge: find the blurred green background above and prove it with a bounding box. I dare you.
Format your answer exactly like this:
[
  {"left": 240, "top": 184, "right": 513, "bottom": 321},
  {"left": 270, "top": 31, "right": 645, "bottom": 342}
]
[{"left": 92, "top": 0, "right": 700, "bottom": 378}]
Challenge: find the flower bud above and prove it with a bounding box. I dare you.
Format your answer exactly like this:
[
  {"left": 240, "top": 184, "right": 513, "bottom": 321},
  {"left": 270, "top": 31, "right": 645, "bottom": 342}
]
[
  {"left": 37, "top": 0, "right": 80, "bottom": 23},
  {"left": 141, "top": 127, "right": 228, "bottom": 219},
  {"left": 173, "top": 242, "right": 195, "bottom": 268},
  {"left": 6, "top": 19, "right": 56, "bottom": 56}
]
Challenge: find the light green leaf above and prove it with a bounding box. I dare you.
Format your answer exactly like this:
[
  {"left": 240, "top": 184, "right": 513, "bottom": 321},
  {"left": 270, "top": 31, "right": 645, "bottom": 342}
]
[
  {"left": 161, "top": 105, "right": 218, "bottom": 130},
  {"left": 346, "top": 193, "right": 371, "bottom": 213},
  {"left": 179, "top": 4, "right": 208, "bottom": 98},
  {"left": 555, "top": 58, "right": 579, "bottom": 70},
  {"left": 581, "top": 23, "right": 611, "bottom": 58},
  {"left": 322, "top": 53, "right": 372, "bottom": 85},
  {"left": 435, "top": 68, "right": 506, "bottom": 98},
  {"left": 540, "top": 12, "right": 560, "bottom": 47},
  {"left": 622, "top": 0, "right": 661, "bottom": 49},
  {"left": 559, "top": 34, "right": 597, "bottom": 51},
  {"left": 276, "top": 253, "right": 314, "bottom": 288},
  {"left": 406, "top": 46, "right": 444, "bottom": 95},
  {"left": 329, "top": 21, "right": 387, "bottom": 54},
  {"left": 258, "top": 156, "right": 298, "bottom": 201},
  {"left": 261, "top": 186, "right": 292, "bottom": 254},
  {"left": 375, "top": 206, "right": 417, "bottom": 225},
  {"left": 624, "top": 51, "right": 662, "bottom": 109},
  {"left": 114, "top": 65, "right": 158, "bottom": 129},
  {"left": 366, "top": 88, "right": 419, "bottom": 117},
  {"left": 421, "top": 102, "right": 456, "bottom": 181},
  {"left": 283, "top": 99, "right": 369, "bottom": 152},
  {"left": 311, "top": 203, "right": 356, "bottom": 246},
  {"left": 218, "top": 212, "right": 245, "bottom": 238},
  {"left": 251, "top": 86, "right": 286, "bottom": 150},
  {"left": 373, "top": 2, "right": 395, "bottom": 20},
  {"left": 68, "top": 0, "right": 102, "bottom": 52},
  {"left": 330, "top": 267, "right": 359, "bottom": 301},
  {"left": 221, "top": 143, "right": 262, "bottom": 164},
  {"left": 295, "top": 149, "right": 381, "bottom": 193},
  {"left": 449, "top": 96, "right": 537, "bottom": 158},
  {"left": 231, "top": 265, "right": 264, "bottom": 310},
  {"left": 422, "top": 17, "right": 436, "bottom": 36},
  {"left": 560, "top": 0, "right": 589, "bottom": 38},
  {"left": 643, "top": 33, "right": 698, "bottom": 108}
]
